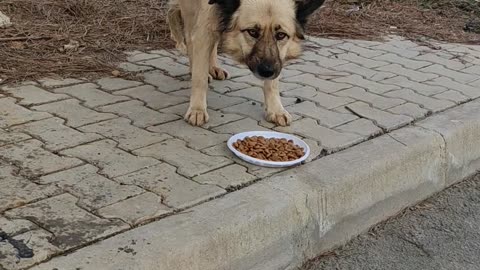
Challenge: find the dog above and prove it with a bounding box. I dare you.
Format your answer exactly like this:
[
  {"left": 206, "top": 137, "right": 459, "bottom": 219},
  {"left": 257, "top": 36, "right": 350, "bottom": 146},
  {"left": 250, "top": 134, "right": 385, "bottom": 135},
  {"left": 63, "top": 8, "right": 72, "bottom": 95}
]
[{"left": 167, "top": 0, "right": 325, "bottom": 126}]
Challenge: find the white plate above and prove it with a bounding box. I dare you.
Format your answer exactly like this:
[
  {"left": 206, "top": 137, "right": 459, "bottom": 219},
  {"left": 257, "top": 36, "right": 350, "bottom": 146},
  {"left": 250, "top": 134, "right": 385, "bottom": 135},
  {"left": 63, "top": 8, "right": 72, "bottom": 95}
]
[{"left": 227, "top": 131, "right": 310, "bottom": 168}]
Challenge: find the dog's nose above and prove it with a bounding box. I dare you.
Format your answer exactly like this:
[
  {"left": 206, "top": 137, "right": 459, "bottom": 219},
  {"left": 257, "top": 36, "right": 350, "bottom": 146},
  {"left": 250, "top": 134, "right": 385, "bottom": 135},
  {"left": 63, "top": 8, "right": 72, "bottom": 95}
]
[{"left": 257, "top": 63, "right": 275, "bottom": 78}]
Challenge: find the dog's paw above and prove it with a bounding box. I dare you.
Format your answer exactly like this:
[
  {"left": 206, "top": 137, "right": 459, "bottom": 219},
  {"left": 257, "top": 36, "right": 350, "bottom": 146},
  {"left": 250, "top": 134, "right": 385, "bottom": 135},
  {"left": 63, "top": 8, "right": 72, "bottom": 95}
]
[
  {"left": 265, "top": 109, "right": 292, "bottom": 127},
  {"left": 209, "top": 66, "right": 229, "bottom": 81},
  {"left": 185, "top": 106, "right": 209, "bottom": 126}
]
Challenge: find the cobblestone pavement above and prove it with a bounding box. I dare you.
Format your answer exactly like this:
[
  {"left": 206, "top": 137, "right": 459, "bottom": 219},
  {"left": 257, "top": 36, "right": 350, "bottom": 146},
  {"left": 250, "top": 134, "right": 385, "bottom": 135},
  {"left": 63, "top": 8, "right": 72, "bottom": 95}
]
[{"left": 1, "top": 36, "right": 480, "bottom": 269}]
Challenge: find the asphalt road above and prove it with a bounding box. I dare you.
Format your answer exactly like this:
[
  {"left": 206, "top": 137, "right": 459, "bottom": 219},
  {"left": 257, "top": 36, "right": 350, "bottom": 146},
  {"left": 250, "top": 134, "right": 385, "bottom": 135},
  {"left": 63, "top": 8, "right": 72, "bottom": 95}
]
[{"left": 303, "top": 172, "right": 480, "bottom": 270}]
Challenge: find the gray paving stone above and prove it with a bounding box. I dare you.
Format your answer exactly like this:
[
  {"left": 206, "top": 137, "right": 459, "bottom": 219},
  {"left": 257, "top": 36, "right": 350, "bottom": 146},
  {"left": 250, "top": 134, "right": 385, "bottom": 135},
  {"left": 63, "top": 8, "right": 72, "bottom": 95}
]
[
  {"left": 98, "top": 100, "right": 180, "bottom": 128},
  {"left": 0, "top": 139, "right": 82, "bottom": 177},
  {"left": 286, "top": 63, "right": 349, "bottom": 79},
  {"left": 0, "top": 216, "right": 37, "bottom": 236},
  {"left": 415, "top": 53, "right": 468, "bottom": 70},
  {"left": 210, "top": 80, "right": 251, "bottom": 94},
  {"left": 345, "top": 39, "right": 384, "bottom": 48},
  {"left": 426, "top": 77, "right": 480, "bottom": 99},
  {"left": 284, "top": 73, "right": 352, "bottom": 93},
  {"left": 142, "top": 71, "right": 190, "bottom": 92},
  {"left": 307, "top": 36, "right": 344, "bottom": 47},
  {"left": 38, "top": 78, "right": 83, "bottom": 88},
  {"left": 97, "top": 192, "right": 173, "bottom": 226},
  {"left": 2, "top": 85, "right": 70, "bottom": 106},
  {"left": 40, "top": 165, "right": 143, "bottom": 210},
  {"left": 335, "top": 87, "right": 405, "bottom": 109},
  {"left": 0, "top": 98, "right": 51, "bottom": 128},
  {"left": 276, "top": 118, "right": 363, "bottom": 152},
  {"left": 469, "top": 79, "right": 480, "bottom": 88},
  {"left": 226, "top": 87, "right": 297, "bottom": 106},
  {"left": 148, "top": 120, "right": 230, "bottom": 150},
  {"left": 371, "top": 43, "right": 420, "bottom": 58},
  {"left": 287, "top": 101, "right": 357, "bottom": 128},
  {"left": 0, "top": 229, "right": 60, "bottom": 270},
  {"left": 126, "top": 52, "right": 161, "bottom": 62},
  {"left": 335, "top": 118, "right": 383, "bottom": 137},
  {"left": 61, "top": 140, "right": 159, "bottom": 178},
  {"left": 388, "top": 103, "right": 429, "bottom": 119},
  {"left": 299, "top": 54, "right": 348, "bottom": 68},
  {"left": 0, "top": 129, "right": 31, "bottom": 147},
  {"left": 334, "top": 63, "right": 396, "bottom": 82},
  {"left": 193, "top": 164, "right": 257, "bottom": 189},
  {"left": 333, "top": 74, "right": 400, "bottom": 94},
  {"left": 346, "top": 102, "right": 414, "bottom": 131},
  {"left": 139, "top": 57, "right": 189, "bottom": 77},
  {"left": 32, "top": 99, "right": 117, "bottom": 128},
  {"left": 373, "top": 53, "right": 432, "bottom": 70},
  {"left": 118, "top": 62, "right": 154, "bottom": 72},
  {"left": 419, "top": 64, "right": 478, "bottom": 84},
  {"left": 337, "top": 43, "right": 385, "bottom": 58},
  {"left": 4, "top": 193, "right": 128, "bottom": 250},
  {"left": 283, "top": 86, "right": 354, "bottom": 109},
  {"left": 115, "top": 163, "right": 226, "bottom": 208},
  {"left": 385, "top": 89, "right": 456, "bottom": 112},
  {"left": 96, "top": 78, "right": 143, "bottom": 92},
  {"left": 133, "top": 139, "right": 232, "bottom": 178},
  {"left": 221, "top": 101, "right": 266, "bottom": 122},
  {"left": 212, "top": 118, "right": 271, "bottom": 134},
  {"left": 381, "top": 76, "right": 447, "bottom": 96},
  {"left": 337, "top": 53, "right": 389, "bottom": 68},
  {"left": 53, "top": 83, "right": 129, "bottom": 108},
  {"left": 303, "top": 138, "right": 324, "bottom": 162},
  {"left": 376, "top": 64, "right": 438, "bottom": 82},
  {"left": 281, "top": 68, "right": 303, "bottom": 78},
  {"left": 384, "top": 38, "right": 419, "bottom": 49},
  {"left": 433, "top": 90, "right": 471, "bottom": 104},
  {"left": 114, "top": 85, "right": 187, "bottom": 109},
  {"left": 461, "top": 65, "right": 480, "bottom": 75},
  {"left": 0, "top": 163, "right": 59, "bottom": 212},
  {"left": 12, "top": 118, "right": 101, "bottom": 151},
  {"left": 79, "top": 118, "right": 171, "bottom": 151}
]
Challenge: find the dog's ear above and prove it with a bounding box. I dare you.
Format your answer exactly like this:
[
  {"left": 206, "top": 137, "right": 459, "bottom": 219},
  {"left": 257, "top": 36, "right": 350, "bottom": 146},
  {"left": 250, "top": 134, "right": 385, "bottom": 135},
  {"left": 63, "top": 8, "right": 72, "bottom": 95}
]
[
  {"left": 295, "top": 0, "right": 325, "bottom": 30},
  {"left": 209, "top": 0, "right": 241, "bottom": 31}
]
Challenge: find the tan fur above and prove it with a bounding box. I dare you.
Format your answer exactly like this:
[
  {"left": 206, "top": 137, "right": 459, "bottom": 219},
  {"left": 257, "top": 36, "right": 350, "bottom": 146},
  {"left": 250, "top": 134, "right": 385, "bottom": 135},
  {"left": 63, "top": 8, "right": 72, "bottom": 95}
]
[{"left": 168, "top": 0, "right": 304, "bottom": 126}]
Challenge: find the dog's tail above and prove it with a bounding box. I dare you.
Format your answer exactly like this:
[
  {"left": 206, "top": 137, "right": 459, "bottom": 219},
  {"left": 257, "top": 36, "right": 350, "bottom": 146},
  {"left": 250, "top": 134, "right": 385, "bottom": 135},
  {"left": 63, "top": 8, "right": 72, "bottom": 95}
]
[{"left": 167, "top": 0, "right": 187, "bottom": 54}]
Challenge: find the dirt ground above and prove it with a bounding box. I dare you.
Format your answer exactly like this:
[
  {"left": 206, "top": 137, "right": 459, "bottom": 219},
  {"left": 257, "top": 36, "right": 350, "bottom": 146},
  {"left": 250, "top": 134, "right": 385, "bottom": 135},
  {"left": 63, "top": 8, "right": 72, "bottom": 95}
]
[{"left": 1, "top": 0, "right": 479, "bottom": 85}]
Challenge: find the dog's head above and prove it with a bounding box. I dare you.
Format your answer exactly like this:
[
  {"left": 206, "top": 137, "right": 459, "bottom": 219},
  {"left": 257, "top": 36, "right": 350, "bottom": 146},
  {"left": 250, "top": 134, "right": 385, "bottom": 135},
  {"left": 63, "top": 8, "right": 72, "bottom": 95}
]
[{"left": 211, "top": 0, "right": 324, "bottom": 80}]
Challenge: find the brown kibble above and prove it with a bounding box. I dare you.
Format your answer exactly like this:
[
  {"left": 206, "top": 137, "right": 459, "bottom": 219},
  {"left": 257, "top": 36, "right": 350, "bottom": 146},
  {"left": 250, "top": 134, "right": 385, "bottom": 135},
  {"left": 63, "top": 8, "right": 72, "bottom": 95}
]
[{"left": 233, "top": 136, "right": 305, "bottom": 162}]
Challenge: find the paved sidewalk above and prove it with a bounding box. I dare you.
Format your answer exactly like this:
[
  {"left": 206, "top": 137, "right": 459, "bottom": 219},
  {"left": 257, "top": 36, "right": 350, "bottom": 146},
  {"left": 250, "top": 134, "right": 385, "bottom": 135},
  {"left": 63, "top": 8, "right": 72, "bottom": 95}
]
[{"left": 1, "top": 36, "right": 480, "bottom": 270}]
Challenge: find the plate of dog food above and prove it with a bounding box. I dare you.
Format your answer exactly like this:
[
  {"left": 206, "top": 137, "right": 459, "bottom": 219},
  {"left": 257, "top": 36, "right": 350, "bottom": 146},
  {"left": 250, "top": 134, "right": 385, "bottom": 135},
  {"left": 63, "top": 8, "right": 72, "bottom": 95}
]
[{"left": 227, "top": 131, "right": 310, "bottom": 168}]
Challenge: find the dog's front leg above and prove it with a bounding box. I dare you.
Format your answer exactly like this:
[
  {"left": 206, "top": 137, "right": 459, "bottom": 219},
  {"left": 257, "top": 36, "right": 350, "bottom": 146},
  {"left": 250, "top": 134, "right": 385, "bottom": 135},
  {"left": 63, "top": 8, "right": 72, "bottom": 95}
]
[
  {"left": 184, "top": 32, "right": 215, "bottom": 126},
  {"left": 263, "top": 78, "right": 292, "bottom": 126}
]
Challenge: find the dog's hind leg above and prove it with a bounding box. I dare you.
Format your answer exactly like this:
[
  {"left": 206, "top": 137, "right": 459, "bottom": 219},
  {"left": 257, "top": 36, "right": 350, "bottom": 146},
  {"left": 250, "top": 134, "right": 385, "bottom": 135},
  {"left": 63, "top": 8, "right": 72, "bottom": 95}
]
[
  {"left": 167, "top": 0, "right": 187, "bottom": 54},
  {"left": 208, "top": 42, "right": 229, "bottom": 81}
]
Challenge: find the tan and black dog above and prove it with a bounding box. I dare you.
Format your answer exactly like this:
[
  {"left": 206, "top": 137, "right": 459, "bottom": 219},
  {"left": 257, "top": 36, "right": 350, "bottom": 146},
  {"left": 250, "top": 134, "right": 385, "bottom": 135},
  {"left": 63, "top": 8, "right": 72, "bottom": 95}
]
[{"left": 167, "top": 0, "right": 325, "bottom": 126}]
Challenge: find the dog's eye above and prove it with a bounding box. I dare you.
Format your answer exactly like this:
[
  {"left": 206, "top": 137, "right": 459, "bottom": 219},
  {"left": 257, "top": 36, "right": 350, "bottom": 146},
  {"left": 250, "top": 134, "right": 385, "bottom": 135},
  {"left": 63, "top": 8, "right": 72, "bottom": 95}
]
[
  {"left": 247, "top": 29, "right": 260, "bottom": 39},
  {"left": 275, "top": 32, "right": 288, "bottom": 41}
]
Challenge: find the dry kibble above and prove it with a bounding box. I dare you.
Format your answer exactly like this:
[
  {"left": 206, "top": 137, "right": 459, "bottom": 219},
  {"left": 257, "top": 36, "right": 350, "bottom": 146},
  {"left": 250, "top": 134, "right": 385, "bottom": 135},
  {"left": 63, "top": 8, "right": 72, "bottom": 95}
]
[{"left": 233, "top": 136, "right": 305, "bottom": 162}]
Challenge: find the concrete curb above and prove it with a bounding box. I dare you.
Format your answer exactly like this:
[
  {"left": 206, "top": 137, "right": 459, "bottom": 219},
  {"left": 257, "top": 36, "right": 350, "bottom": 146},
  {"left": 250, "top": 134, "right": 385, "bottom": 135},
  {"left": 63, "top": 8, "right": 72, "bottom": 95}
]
[{"left": 31, "top": 99, "right": 480, "bottom": 270}]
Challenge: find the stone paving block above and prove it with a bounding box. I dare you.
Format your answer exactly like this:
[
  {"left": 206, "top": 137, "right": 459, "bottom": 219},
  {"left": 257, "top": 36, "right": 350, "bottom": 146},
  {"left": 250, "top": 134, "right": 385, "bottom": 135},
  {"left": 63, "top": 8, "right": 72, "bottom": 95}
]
[
  {"left": 414, "top": 53, "right": 467, "bottom": 70},
  {"left": 381, "top": 76, "right": 447, "bottom": 96},
  {"left": 337, "top": 53, "right": 389, "bottom": 68},
  {"left": 385, "top": 89, "right": 456, "bottom": 112},
  {"left": 96, "top": 78, "right": 143, "bottom": 92},
  {"left": 335, "top": 118, "right": 383, "bottom": 137},
  {"left": 210, "top": 80, "right": 251, "bottom": 94},
  {"left": 345, "top": 39, "right": 384, "bottom": 48},
  {"left": 142, "top": 71, "right": 190, "bottom": 92},
  {"left": 345, "top": 102, "right": 414, "bottom": 131},
  {"left": 284, "top": 73, "right": 352, "bottom": 93},
  {"left": 384, "top": 37, "right": 419, "bottom": 49},
  {"left": 98, "top": 100, "right": 180, "bottom": 128},
  {"left": 307, "top": 36, "right": 344, "bottom": 47},
  {"left": 219, "top": 63, "right": 251, "bottom": 78},
  {"left": 300, "top": 54, "right": 348, "bottom": 68},
  {"left": 337, "top": 43, "right": 385, "bottom": 58},
  {"left": 371, "top": 43, "right": 420, "bottom": 58},
  {"left": 53, "top": 83, "right": 129, "bottom": 108},
  {"left": 333, "top": 74, "right": 400, "bottom": 94},
  {"left": 281, "top": 68, "right": 302, "bottom": 78},
  {"left": 0, "top": 98, "right": 51, "bottom": 128},
  {"left": 193, "top": 164, "right": 257, "bottom": 189},
  {"left": 227, "top": 87, "right": 297, "bottom": 106},
  {"left": 97, "top": 192, "right": 173, "bottom": 226},
  {"left": 303, "top": 138, "right": 324, "bottom": 162},
  {"left": 12, "top": 118, "right": 101, "bottom": 151},
  {"left": 32, "top": 99, "right": 117, "bottom": 128},
  {"left": 126, "top": 52, "right": 161, "bottom": 62},
  {"left": 61, "top": 140, "right": 159, "bottom": 178},
  {"left": 148, "top": 120, "right": 230, "bottom": 150},
  {"left": 335, "top": 87, "right": 405, "bottom": 109},
  {"left": 118, "top": 62, "right": 154, "bottom": 72},
  {"left": 388, "top": 103, "right": 429, "bottom": 119},
  {"left": 40, "top": 165, "right": 144, "bottom": 210},
  {"left": 334, "top": 63, "right": 396, "bottom": 82},
  {"left": 2, "top": 85, "right": 69, "bottom": 106},
  {"left": 221, "top": 101, "right": 266, "bottom": 122},
  {"left": 461, "top": 65, "right": 480, "bottom": 75},
  {"left": 0, "top": 216, "right": 37, "bottom": 236},
  {"left": 376, "top": 64, "right": 438, "bottom": 82},
  {"left": 133, "top": 139, "right": 232, "bottom": 178},
  {"left": 0, "top": 129, "right": 31, "bottom": 147},
  {"left": 212, "top": 118, "right": 271, "bottom": 134},
  {"left": 232, "top": 75, "right": 262, "bottom": 87},
  {"left": 419, "top": 64, "right": 478, "bottom": 84},
  {"left": 38, "top": 78, "right": 83, "bottom": 88},
  {"left": 4, "top": 193, "right": 128, "bottom": 250},
  {"left": 373, "top": 53, "right": 432, "bottom": 70},
  {"left": 114, "top": 85, "right": 187, "bottom": 109},
  {"left": 287, "top": 101, "right": 357, "bottom": 128},
  {"left": 139, "top": 57, "right": 189, "bottom": 77},
  {"left": 425, "top": 77, "right": 480, "bottom": 99},
  {"left": 0, "top": 229, "right": 60, "bottom": 270},
  {"left": 79, "top": 118, "right": 171, "bottom": 151},
  {"left": 283, "top": 86, "right": 354, "bottom": 109},
  {"left": 115, "top": 163, "right": 226, "bottom": 208},
  {"left": 276, "top": 118, "right": 363, "bottom": 152},
  {"left": 0, "top": 139, "right": 82, "bottom": 177},
  {"left": 433, "top": 90, "right": 470, "bottom": 104},
  {"left": 469, "top": 79, "right": 480, "bottom": 87},
  {"left": 286, "top": 63, "right": 350, "bottom": 79},
  {"left": 0, "top": 164, "right": 59, "bottom": 212}
]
